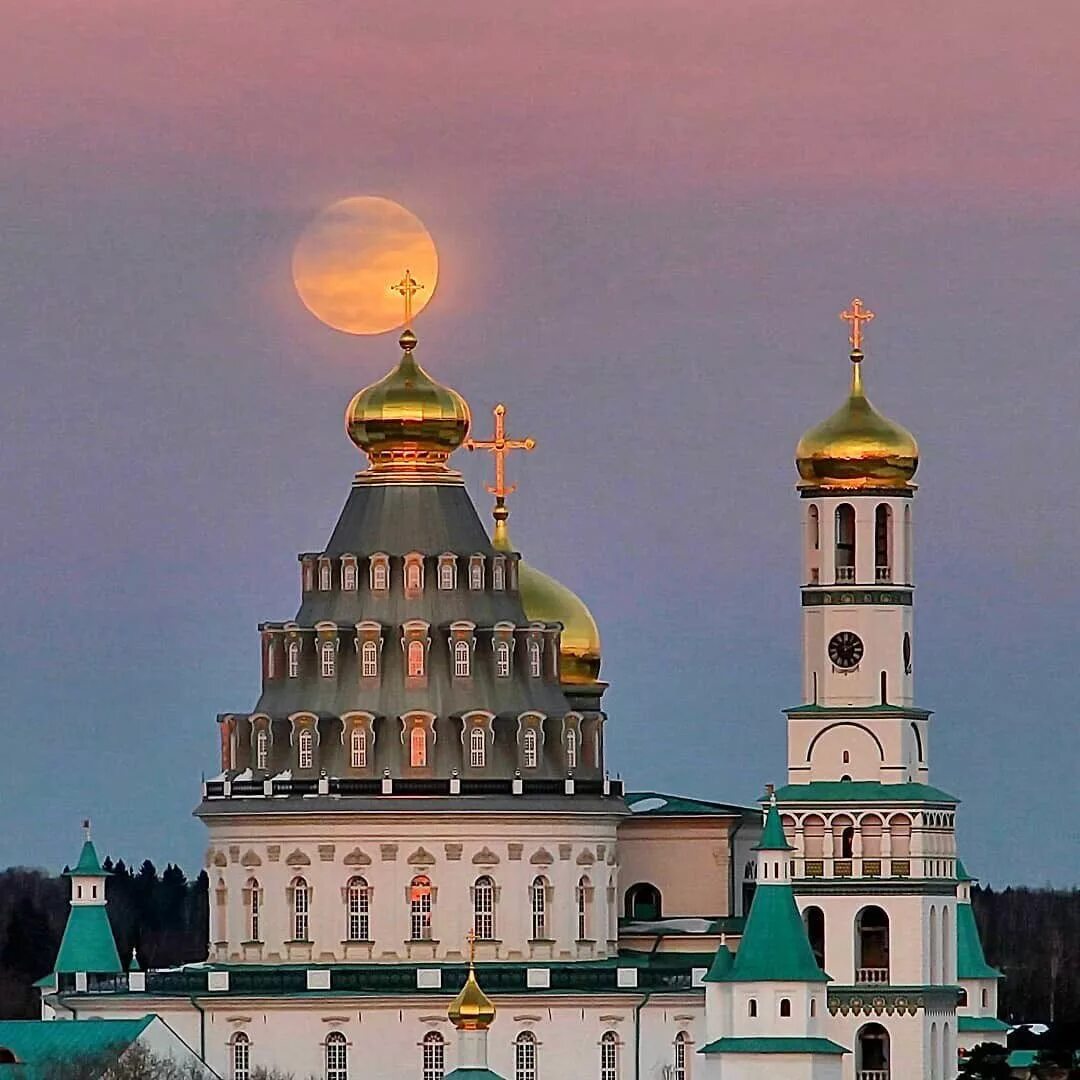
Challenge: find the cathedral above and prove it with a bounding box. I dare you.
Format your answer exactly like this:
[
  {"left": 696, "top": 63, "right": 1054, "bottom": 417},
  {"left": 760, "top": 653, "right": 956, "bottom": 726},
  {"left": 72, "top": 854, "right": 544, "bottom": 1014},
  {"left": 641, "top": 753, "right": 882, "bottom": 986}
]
[{"left": 35, "top": 298, "right": 1007, "bottom": 1080}]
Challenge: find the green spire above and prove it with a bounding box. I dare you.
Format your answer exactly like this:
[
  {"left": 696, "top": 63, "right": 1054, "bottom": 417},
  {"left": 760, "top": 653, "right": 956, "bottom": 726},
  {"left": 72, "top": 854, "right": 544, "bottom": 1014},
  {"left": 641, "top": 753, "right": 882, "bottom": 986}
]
[
  {"left": 65, "top": 840, "right": 107, "bottom": 878},
  {"left": 53, "top": 906, "right": 123, "bottom": 975},
  {"left": 956, "top": 859, "right": 974, "bottom": 883},
  {"left": 754, "top": 800, "right": 794, "bottom": 852},
  {"left": 128, "top": 947, "right": 141, "bottom": 973},
  {"left": 956, "top": 902, "right": 1000, "bottom": 980},
  {"left": 704, "top": 939, "right": 735, "bottom": 983}
]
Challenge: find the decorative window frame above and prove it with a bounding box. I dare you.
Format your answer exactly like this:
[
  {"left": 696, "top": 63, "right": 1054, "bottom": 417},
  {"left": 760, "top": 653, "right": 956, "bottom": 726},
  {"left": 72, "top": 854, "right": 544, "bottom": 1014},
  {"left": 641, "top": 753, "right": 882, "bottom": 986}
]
[
  {"left": 529, "top": 875, "right": 553, "bottom": 942},
  {"left": 403, "top": 551, "right": 425, "bottom": 599},
  {"left": 301, "top": 557, "right": 315, "bottom": 593},
  {"left": 287, "top": 875, "right": 311, "bottom": 942},
  {"left": 340, "top": 554, "right": 359, "bottom": 592},
  {"left": 492, "top": 622, "right": 515, "bottom": 678},
  {"left": 461, "top": 711, "right": 495, "bottom": 773},
  {"left": 249, "top": 714, "right": 272, "bottom": 772},
  {"left": 369, "top": 553, "right": 390, "bottom": 593},
  {"left": 468, "top": 554, "right": 486, "bottom": 591},
  {"left": 437, "top": 553, "right": 457, "bottom": 591},
  {"left": 318, "top": 556, "right": 333, "bottom": 592},
  {"left": 409, "top": 874, "right": 437, "bottom": 942},
  {"left": 448, "top": 621, "right": 476, "bottom": 680},
  {"left": 491, "top": 555, "right": 507, "bottom": 591},
  {"left": 290, "top": 712, "right": 320, "bottom": 772},
  {"left": 316, "top": 622, "right": 339, "bottom": 679},
  {"left": 230, "top": 1031, "right": 252, "bottom": 1080},
  {"left": 562, "top": 713, "right": 582, "bottom": 772},
  {"left": 526, "top": 630, "right": 545, "bottom": 679},
  {"left": 343, "top": 876, "right": 372, "bottom": 942},
  {"left": 401, "top": 711, "right": 437, "bottom": 773},
  {"left": 354, "top": 621, "right": 383, "bottom": 683},
  {"left": 341, "top": 712, "right": 376, "bottom": 773},
  {"left": 402, "top": 620, "right": 432, "bottom": 686},
  {"left": 471, "top": 874, "right": 498, "bottom": 941},
  {"left": 517, "top": 712, "right": 546, "bottom": 770}
]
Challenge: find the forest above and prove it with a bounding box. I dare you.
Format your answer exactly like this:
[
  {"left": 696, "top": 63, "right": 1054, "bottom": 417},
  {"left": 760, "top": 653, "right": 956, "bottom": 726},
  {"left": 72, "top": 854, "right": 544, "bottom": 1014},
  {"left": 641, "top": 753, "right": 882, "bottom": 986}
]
[{"left": 0, "top": 859, "right": 1077, "bottom": 1026}]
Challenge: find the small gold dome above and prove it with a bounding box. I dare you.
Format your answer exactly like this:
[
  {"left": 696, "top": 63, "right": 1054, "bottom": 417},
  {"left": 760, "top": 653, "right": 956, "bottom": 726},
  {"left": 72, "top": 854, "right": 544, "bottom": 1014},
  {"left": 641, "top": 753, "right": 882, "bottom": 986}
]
[
  {"left": 795, "top": 352, "right": 918, "bottom": 490},
  {"left": 493, "top": 508, "right": 602, "bottom": 685},
  {"left": 448, "top": 964, "right": 496, "bottom": 1031},
  {"left": 346, "top": 330, "right": 471, "bottom": 472}
]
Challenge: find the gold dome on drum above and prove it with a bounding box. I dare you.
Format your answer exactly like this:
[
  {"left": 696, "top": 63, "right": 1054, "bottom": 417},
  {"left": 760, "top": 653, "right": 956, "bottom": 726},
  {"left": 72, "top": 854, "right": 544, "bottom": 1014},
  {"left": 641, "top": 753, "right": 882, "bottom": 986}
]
[
  {"left": 448, "top": 963, "right": 496, "bottom": 1031},
  {"left": 795, "top": 350, "right": 919, "bottom": 491},
  {"left": 493, "top": 506, "right": 602, "bottom": 685},
  {"left": 346, "top": 329, "right": 471, "bottom": 472}
]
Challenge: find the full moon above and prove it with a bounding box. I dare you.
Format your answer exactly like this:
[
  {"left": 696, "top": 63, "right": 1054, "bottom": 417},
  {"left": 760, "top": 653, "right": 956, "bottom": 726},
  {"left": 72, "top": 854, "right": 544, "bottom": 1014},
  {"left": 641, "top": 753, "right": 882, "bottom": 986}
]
[{"left": 292, "top": 196, "right": 438, "bottom": 335}]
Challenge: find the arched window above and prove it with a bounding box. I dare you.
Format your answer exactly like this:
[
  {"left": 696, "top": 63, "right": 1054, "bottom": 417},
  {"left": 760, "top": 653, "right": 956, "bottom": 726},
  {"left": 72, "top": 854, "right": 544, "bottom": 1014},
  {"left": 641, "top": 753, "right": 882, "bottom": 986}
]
[
  {"left": 803, "top": 905, "right": 825, "bottom": 969},
  {"left": 410, "top": 725, "right": 428, "bottom": 768},
  {"left": 298, "top": 728, "right": 314, "bottom": 770},
  {"left": 473, "top": 875, "right": 495, "bottom": 940},
  {"left": 266, "top": 641, "right": 276, "bottom": 679},
  {"left": 929, "top": 905, "right": 939, "bottom": 984},
  {"left": 287, "top": 641, "right": 300, "bottom": 678},
  {"left": 410, "top": 875, "right": 433, "bottom": 941},
  {"left": 370, "top": 558, "right": 388, "bottom": 592},
  {"left": 522, "top": 727, "right": 538, "bottom": 769},
  {"left": 981, "top": 987, "right": 989, "bottom": 1009},
  {"left": 454, "top": 639, "right": 471, "bottom": 678},
  {"left": 341, "top": 561, "right": 357, "bottom": 591},
  {"left": 576, "top": 876, "right": 591, "bottom": 940},
  {"left": 600, "top": 1032, "right": 618, "bottom": 1080},
  {"left": 748, "top": 998, "right": 758, "bottom": 1018},
  {"left": 808, "top": 504, "right": 820, "bottom": 549},
  {"left": 346, "top": 877, "right": 369, "bottom": 941},
  {"left": 673, "top": 1031, "right": 689, "bottom": 1080},
  {"left": 325, "top": 1031, "right": 347, "bottom": 1080},
  {"left": 232, "top": 1033, "right": 250, "bottom": 1080},
  {"left": 942, "top": 902, "right": 952, "bottom": 982},
  {"left": 492, "top": 559, "right": 506, "bottom": 591},
  {"left": 320, "top": 640, "right": 336, "bottom": 678},
  {"left": 861, "top": 814, "right": 884, "bottom": 857},
  {"left": 855, "top": 905, "right": 890, "bottom": 983},
  {"left": 566, "top": 728, "right": 578, "bottom": 769},
  {"left": 835, "top": 504, "right": 856, "bottom": 581},
  {"left": 361, "top": 640, "right": 378, "bottom": 678},
  {"left": 319, "top": 561, "right": 332, "bottom": 591},
  {"left": 802, "top": 815, "right": 825, "bottom": 859},
  {"left": 405, "top": 560, "right": 423, "bottom": 594},
  {"left": 874, "top": 504, "right": 892, "bottom": 582},
  {"left": 528, "top": 640, "right": 542, "bottom": 678},
  {"left": 246, "top": 878, "right": 261, "bottom": 942},
  {"left": 469, "top": 559, "right": 484, "bottom": 590},
  {"left": 856, "top": 1023, "right": 890, "bottom": 1078},
  {"left": 303, "top": 562, "right": 314, "bottom": 592},
  {"left": 530, "top": 876, "right": 549, "bottom": 940},
  {"left": 515, "top": 1031, "right": 537, "bottom": 1080},
  {"left": 438, "top": 560, "right": 455, "bottom": 590},
  {"left": 780, "top": 997, "right": 792, "bottom": 1017},
  {"left": 255, "top": 729, "right": 268, "bottom": 771},
  {"left": 407, "top": 640, "right": 425, "bottom": 678},
  {"left": 957, "top": 987, "right": 968, "bottom": 1007},
  {"left": 495, "top": 640, "right": 512, "bottom": 678},
  {"left": 625, "top": 882, "right": 662, "bottom": 921},
  {"left": 470, "top": 726, "right": 486, "bottom": 768},
  {"left": 833, "top": 815, "right": 855, "bottom": 859},
  {"left": 422, "top": 1032, "right": 445, "bottom": 1080},
  {"left": 889, "top": 814, "right": 912, "bottom": 857},
  {"left": 810, "top": 997, "right": 817, "bottom": 1018},
  {"left": 291, "top": 877, "right": 310, "bottom": 941},
  {"left": 350, "top": 727, "right": 367, "bottom": 769}
]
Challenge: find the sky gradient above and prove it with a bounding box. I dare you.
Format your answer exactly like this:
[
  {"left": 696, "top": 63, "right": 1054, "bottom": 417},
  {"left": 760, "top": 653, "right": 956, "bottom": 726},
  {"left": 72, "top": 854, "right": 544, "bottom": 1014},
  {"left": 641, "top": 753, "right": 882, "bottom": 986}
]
[{"left": 1, "top": 1, "right": 1078, "bottom": 884}]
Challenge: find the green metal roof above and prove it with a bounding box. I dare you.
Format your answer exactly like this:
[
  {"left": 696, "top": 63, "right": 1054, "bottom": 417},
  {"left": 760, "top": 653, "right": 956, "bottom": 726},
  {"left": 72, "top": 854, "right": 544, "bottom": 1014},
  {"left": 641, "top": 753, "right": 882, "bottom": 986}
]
[
  {"left": 785, "top": 703, "right": 932, "bottom": 719},
  {"left": 956, "top": 902, "right": 1001, "bottom": 980},
  {"left": 1008, "top": 1050, "right": 1038, "bottom": 1068},
  {"left": 770, "top": 781, "right": 960, "bottom": 804},
  {"left": 53, "top": 905, "right": 123, "bottom": 975},
  {"left": 957, "top": 1015, "right": 1009, "bottom": 1032},
  {"left": 445, "top": 1071, "right": 505, "bottom": 1079},
  {"left": 0, "top": 1017, "right": 151, "bottom": 1078},
  {"left": 699, "top": 1037, "right": 847, "bottom": 1056},
  {"left": 703, "top": 943, "right": 734, "bottom": 982},
  {"left": 956, "top": 859, "right": 974, "bottom": 883},
  {"left": 63, "top": 840, "right": 107, "bottom": 877},
  {"left": 753, "top": 802, "right": 793, "bottom": 852},
  {"left": 713, "top": 881, "right": 828, "bottom": 984},
  {"left": 625, "top": 791, "right": 756, "bottom": 817}
]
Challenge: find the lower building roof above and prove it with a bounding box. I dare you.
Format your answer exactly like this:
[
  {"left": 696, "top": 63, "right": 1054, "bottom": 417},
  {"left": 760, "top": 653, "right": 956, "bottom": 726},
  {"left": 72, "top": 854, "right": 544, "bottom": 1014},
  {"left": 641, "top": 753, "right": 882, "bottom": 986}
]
[
  {"left": 699, "top": 1036, "right": 847, "bottom": 1056},
  {"left": 0, "top": 1017, "right": 152, "bottom": 1079},
  {"left": 957, "top": 1015, "right": 1009, "bottom": 1032},
  {"left": 769, "top": 780, "right": 960, "bottom": 804}
]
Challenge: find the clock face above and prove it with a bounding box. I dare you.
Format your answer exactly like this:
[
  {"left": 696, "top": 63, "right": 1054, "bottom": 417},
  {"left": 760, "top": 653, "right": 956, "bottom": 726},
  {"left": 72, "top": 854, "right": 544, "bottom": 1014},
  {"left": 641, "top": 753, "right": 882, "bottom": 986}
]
[{"left": 829, "top": 631, "right": 864, "bottom": 669}]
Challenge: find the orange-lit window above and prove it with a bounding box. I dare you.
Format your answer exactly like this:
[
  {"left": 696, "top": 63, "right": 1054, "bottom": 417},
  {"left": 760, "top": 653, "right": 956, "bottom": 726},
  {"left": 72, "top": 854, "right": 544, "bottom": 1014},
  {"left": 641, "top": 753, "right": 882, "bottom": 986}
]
[
  {"left": 407, "top": 640, "right": 425, "bottom": 678},
  {"left": 410, "top": 726, "right": 427, "bottom": 768}
]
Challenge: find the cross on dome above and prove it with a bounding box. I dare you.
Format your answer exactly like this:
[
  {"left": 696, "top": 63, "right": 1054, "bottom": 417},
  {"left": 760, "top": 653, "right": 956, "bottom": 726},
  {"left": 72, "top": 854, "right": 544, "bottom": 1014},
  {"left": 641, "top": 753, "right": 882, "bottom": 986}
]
[
  {"left": 389, "top": 269, "right": 425, "bottom": 328},
  {"left": 465, "top": 403, "right": 536, "bottom": 502},
  {"left": 840, "top": 297, "right": 875, "bottom": 352}
]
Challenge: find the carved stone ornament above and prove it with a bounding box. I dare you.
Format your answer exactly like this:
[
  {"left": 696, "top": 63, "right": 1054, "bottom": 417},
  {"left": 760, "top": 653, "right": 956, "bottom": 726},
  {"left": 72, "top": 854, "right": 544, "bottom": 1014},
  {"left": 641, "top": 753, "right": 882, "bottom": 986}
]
[
  {"left": 529, "top": 847, "right": 554, "bottom": 866},
  {"left": 285, "top": 848, "right": 312, "bottom": 866},
  {"left": 472, "top": 846, "right": 500, "bottom": 866},
  {"left": 318, "top": 844, "right": 335, "bottom": 862},
  {"left": 267, "top": 845, "right": 281, "bottom": 862},
  {"left": 508, "top": 843, "right": 524, "bottom": 861},
  {"left": 558, "top": 843, "right": 573, "bottom": 861},
  {"left": 444, "top": 844, "right": 464, "bottom": 861},
  {"left": 343, "top": 847, "right": 372, "bottom": 866},
  {"left": 380, "top": 844, "right": 399, "bottom": 862},
  {"left": 576, "top": 850, "right": 596, "bottom": 865},
  {"left": 407, "top": 846, "right": 436, "bottom": 866},
  {"left": 241, "top": 850, "right": 262, "bottom": 867}
]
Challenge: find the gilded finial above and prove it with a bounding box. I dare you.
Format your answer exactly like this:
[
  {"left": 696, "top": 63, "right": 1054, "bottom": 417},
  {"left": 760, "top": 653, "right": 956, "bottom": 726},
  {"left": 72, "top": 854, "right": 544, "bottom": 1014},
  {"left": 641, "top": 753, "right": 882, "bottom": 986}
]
[
  {"left": 466, "top": 403, "right": 536, "bottom": 521},
  {"left": 448, "top": 931, "right": 496, "bottom": 1031},
  {"left": 840, "top": 297, "right": 875, "bottom": 353},
  {"left": 390, "top": 269, "right": 425, "bottom": 329}
]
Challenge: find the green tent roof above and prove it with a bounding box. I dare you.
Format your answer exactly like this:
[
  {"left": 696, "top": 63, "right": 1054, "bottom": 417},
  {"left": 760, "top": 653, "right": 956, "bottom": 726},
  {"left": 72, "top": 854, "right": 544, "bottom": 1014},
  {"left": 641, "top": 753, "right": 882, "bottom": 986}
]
[
  {"left": 703, "top": 942, "right": 734, "bottom": 982},
  {"left": 753, "top": 802, "right": 793, "bottom": 852},
  {"left": 769, "top": 780, "right": 960, "bottom": 804},
  {"left": 63, "top": 840, "right": 107, "bottom": 878},
  {"left": 956, "top": 902, "right": 1001, "bottom": 980},
  {"left": 956, "top": 859, "right": 974, "bottom": 883},
  {"left": 445, "top": 1071, "right": 506, "bottom": 1079},
  {"left": 0, "top": 1017, "right": 151, "bottom": 1078},
  {"left": 53, "top": 905, "right": 123, "bottom": 975},
  {"left": 714, "top": 881, "right": 828, "bottom": 984},
  {"left": 699, "top": 1037, "right": 846, "bottom": 1055},
  {"left": 957, "top": 1016, "right": 1009, "bottom": 1032}
]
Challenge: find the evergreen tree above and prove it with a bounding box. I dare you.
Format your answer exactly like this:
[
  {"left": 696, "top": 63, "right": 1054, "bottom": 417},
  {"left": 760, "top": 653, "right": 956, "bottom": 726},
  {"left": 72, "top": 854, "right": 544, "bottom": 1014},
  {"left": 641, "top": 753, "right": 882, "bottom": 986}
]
[{"left": 957, "top": 1042, "right": 1011, "bottom": 1080}]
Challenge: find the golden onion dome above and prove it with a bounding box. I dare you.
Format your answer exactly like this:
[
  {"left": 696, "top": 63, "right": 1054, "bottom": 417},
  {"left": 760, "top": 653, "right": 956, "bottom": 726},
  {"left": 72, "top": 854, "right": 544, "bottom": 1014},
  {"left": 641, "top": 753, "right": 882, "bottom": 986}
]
[
  {"left": 346, "top": 329, "right": 471, "bottom": 472},
  {"left": 448, "top": 963, "right": 496, "bottom": 1031},
  {"left": 795, "top": 351, "right": 918, "bottom": 490},
  {"left": 493, "top": 506, "right": 602, "bottom": 685}
]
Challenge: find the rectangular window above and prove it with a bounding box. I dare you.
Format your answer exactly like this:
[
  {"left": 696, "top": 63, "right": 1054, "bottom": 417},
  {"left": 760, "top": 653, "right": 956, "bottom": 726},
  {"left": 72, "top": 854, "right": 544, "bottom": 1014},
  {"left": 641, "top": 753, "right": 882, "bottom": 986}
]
[
  {"left": 293, "top": 886, "right": 309, "bottom": 941},
  {"left": 299, "top": 731, "right": 314, "bottom": 770},
  {"left": 469, "top": 560, "right": 484, "bottom": 590},
  {"left": 407, "top": 641, "right": 425, "bottom": 678},
  {"left": 454, "top": 641, "right": 471, "bottom": 678},
  {"left": 250, "top": 889, "right": 260, "bottom": 941},
  {"left": 347, "top": 884, "right": 369, "bottom": 941},
  {"left": 321, "top": 643, "right": 336, "bottom": 678},
  {"left": 410, "top": 726, "right": 428, "bottom": 768},
  {"left": 255, "top": 730, "right": 268, "bottom": 770},
  {"left": 342, "top": 562, "right": 357, "bottom": 591},
  {"left": 351, "top": 728, "right": 367, "bottom": 768},
  {"left": 523, "top": 729, "right": 538, "bottom": 769},
  {"left": 288, "top": 643, "right": 300, "bottom": 678},
  {"left": 361, "top": 641, "right": 379, "bottom": 678},
  {"left": 370, "top": 560, "right": 388, "bottom": 591},
  {"left": 531, "top": 882, "right": 547, "bottom": 940},
  {"left": 470, "top": 727, "right": 486, "bottom": 768},
  {"left": 422, "top": 1037, "right": 444, "bottom": 1080},
  {"left": 233, "top": 1038, "right": 250, "bottom": 1080},
  {"left": 496, "top": 641, "right": 511, "bottom": 678},
  {"left": 492, "top": 560, "right": 505, "bottom": 590},
  {"left": 529, "top": 640, "right": 542, "bottom": 678},
  {"left": 566, "top": 729, "right": 577, "bottom": 769},
  {"left": 438, "top": 561, "right": 455, "bottom": 590},
  {"left": 319, "top": 562, "right": 332, "bottom": 590}
]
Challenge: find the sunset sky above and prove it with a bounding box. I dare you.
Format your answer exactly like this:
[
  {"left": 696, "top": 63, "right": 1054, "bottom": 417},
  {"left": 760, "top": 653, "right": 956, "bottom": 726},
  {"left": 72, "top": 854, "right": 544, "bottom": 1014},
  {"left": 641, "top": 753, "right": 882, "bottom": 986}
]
[{"left": 2, "top": 1, "right": 1078, "bottom": 883}]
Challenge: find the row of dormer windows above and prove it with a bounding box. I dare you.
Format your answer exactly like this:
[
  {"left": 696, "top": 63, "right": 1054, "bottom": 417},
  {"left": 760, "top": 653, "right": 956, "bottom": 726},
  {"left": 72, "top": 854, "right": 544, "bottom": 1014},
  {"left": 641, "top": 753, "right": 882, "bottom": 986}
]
[
  {"left": 267, "top": 628, "right": 547, "bottom": 682},
  {"left": 301, "top": 552, "right": 510, "bottom": 596}
]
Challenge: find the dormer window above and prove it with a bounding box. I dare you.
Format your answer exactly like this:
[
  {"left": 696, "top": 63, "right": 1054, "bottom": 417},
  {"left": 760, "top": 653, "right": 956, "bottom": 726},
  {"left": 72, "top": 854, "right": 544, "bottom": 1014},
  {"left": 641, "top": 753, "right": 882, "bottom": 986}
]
[
  {"left": 566, "top": 729, "right": 577, "bottom": 769},
  {"left": 438, "top": 554, "right": 457, "bottom": 590},
  {"left": 523, "top": 727, "right": 539, "bottom": 769},
  {"left": 341, "top": 558, "right": 358, "bottom": 591},
  {"left": 302, "top": 561, "right": 314, "bottom": 592},
  {"left": 468, "top": 555, "right": 485, "bottom": 591},
  {"left": 318, "top": 559, "right": 332, "bottom": 591},
  {"left": 528, "top": 639, "right": 542, "bottom": 678},
  {"left": 298, "top": 728, "right": 314, "bottom": 770},
  {"left": 266, "top": 639, "right": 277, "bottom": 679},
  {"left": 287, "top": 641, "right": 300, "bottom": 679},
  {"left": 404, "top": 552, "right": 424, "bottom": 598},
  {"left": 255, "top": 729, "right": 269, "bottom": 770},
  {"left": 470, "top": 725, "right": 486, "bottom": 768},
  {"left": 407, "top": 640, "right": 425, "bottom": 678},
  {"left": 454, "top": 639, "right": 471, "bottom": 678},
  {"left": 410, "top": 725, "right": 427, "bottom": 767},
  {"left": 492, "top": 557, "right": 506, "bottom": 591},
  {"left": 320, "top": 640, "right": 336, "bottom": 678},
  {"left": 370, "top": 554, "right": 389, "bottom": 592},
  {"left": 496, "top": 640, "right": 511, "bottom": 678},
  {"left": 361, "top": 640, "right": 378, "bottom": 678},
  {"left": 351, "top": 727, "right": 367, "bottom": 768}
]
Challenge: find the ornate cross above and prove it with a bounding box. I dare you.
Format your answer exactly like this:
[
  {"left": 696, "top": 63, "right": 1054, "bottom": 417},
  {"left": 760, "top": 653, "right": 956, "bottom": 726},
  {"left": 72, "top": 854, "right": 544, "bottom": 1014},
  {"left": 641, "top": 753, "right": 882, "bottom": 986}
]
[
  {"left": 840, "top": 297, "right": 875, "bottom": 351},
  {"left": 467, "top": 929, "right": 477, "bottom": 965},
  {"left": 465, "top": 403, "right": 536, "bottom": 500},
  {"left": 390, "top": 269, "right": 425, "bottom": 328}
]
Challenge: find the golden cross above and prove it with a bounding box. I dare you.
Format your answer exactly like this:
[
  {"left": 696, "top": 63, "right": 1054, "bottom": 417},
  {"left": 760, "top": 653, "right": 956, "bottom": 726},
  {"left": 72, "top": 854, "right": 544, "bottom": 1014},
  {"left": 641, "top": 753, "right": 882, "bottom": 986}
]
[
  {"left": 467, "top": 929, "right": 477, "bottom": 965},
  {"left": 840, "top": 297, "right": 875, "bottom": 351},
  {"left": 465, "top": 403, "right": 536, "bottom": 499},
  {"left": 390, "top": 269, "right": 425, "bottom": 328}
]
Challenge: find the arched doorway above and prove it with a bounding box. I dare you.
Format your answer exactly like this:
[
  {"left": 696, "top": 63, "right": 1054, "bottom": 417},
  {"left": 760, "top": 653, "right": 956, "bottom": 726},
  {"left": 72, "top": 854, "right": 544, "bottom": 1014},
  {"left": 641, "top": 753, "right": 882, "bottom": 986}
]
[
  {"left": 624, "top": 882, "right": 662, "bottom": 921},
  {"left": 856, "top": 1022, "right": 890, "bottom": 1079},
  {"left": 803, "top": 905, "right": 826, "bottom": 970},
  {"left": 855, "top": 906, "right": 890, "bottom": 983}
]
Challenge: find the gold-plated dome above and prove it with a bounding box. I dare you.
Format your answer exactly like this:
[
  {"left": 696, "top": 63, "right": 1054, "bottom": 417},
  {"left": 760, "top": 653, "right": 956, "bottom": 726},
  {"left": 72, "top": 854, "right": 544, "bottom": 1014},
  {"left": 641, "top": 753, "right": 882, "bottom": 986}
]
[
  {"left": 346, "top": 329, "right": 471, "bottom": 473},
  {"left": 448, "top": 963, "right": 496, "bottom": 1031},
  {"left": 795, "top": 351, "right": 918, "bottom": 490},
  {"left": 493, "top": 507, "right": 602, "bottom": 685}
]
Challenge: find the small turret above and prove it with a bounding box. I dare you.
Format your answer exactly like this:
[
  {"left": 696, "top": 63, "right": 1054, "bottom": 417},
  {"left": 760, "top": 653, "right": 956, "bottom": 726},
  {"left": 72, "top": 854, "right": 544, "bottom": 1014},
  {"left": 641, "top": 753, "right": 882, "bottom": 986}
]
[{"left": 445, "top": 949, "right": 505, "bottom": 1080}]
